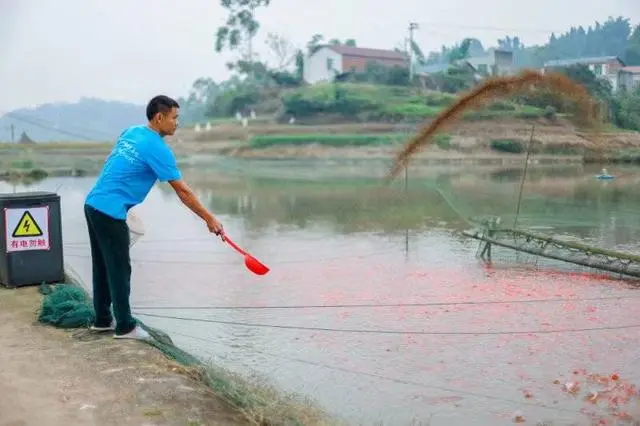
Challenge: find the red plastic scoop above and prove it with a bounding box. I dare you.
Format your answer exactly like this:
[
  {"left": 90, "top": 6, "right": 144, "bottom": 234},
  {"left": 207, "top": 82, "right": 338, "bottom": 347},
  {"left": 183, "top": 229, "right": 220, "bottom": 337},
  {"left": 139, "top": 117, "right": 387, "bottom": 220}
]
[{"left": 223, "top": 235, "right": 270, "bottom": 276}]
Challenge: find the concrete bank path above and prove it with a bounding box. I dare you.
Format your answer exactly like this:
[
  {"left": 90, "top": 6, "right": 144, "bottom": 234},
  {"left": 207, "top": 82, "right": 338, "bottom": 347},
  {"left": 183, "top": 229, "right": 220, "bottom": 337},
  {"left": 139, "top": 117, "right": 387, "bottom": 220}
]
[{"left": 0, "top": 286, "right": 249, "bottom": 426}]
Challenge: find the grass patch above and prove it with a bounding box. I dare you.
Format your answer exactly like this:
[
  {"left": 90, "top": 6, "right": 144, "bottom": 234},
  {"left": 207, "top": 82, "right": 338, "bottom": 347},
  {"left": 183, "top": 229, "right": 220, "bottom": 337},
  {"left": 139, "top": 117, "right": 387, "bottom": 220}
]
[
  {"left": 10, "top": 159, "right": 34, "bottom": 169},
  {"left": 282, "top": 83, "right": 545, "bottom": 122},
  {"left": 143, "top": 409, "right": 164, "bottom": 417},
  {"left": 0, "top": 168, "right": 50, "bottom": 185},
  {"left": 249, "top": 133, "right": 406, "bottom": 148}
]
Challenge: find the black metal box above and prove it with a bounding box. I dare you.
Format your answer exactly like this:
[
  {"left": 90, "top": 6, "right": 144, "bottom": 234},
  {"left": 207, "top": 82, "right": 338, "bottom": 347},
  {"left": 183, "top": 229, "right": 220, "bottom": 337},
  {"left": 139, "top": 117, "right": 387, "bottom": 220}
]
[{"left": 0, "top": 191, "right": 64, "bottom": 287}]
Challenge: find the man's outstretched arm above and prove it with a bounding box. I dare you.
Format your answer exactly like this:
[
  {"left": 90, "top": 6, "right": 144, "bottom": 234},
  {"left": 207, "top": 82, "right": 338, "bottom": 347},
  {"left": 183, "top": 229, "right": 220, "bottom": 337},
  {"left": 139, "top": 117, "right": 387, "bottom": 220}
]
[{"left": 168, "top": 179, "right": 224, "bottom": 235}]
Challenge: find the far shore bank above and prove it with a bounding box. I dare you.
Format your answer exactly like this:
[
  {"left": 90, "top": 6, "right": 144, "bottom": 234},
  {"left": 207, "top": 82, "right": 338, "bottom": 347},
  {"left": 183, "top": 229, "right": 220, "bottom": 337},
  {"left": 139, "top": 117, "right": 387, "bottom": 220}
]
[
  {"left": 0, "top": 151, "right": 589, "bottom": 186},
  {"left": 1, "top": 119, "right": 639, "bottom": 183}
]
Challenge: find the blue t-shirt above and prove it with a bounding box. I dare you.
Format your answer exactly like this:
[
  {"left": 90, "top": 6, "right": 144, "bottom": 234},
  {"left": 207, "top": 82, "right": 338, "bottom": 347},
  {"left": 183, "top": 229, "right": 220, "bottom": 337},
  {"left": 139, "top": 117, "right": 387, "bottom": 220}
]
[{"left": 85, "top": 125, "right": 182, "bottom": 220}]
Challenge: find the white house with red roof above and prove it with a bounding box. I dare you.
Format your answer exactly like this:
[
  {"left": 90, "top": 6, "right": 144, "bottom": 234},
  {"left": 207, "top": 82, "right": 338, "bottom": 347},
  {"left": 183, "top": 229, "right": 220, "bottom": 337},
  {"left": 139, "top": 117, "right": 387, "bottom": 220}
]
[{"left": 303, "top": 45, "right": 409, "bottom": 84}]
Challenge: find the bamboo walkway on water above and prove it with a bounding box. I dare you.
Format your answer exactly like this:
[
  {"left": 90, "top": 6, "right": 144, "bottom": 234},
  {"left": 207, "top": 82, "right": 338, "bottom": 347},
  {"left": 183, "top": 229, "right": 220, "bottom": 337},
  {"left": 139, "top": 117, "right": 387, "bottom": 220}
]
[{"left": 462, "top": 221, "right": 640, "bottom": 279}]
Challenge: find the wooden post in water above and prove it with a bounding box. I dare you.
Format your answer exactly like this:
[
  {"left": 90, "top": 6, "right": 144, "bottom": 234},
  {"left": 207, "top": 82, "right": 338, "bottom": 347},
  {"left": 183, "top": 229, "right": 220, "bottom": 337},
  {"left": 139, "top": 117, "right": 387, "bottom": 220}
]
[
  {"left": 513, "top": 124, "right": 536, "bottom": 230},
  {"left": 404, "top": 228, "right": 409, "bottom": 260},
  {"left": 404, "top": 165, "right": 409, "bottom": 260},
  {"left": 404, "top": 165, "right": 408, "bottom": 193}
]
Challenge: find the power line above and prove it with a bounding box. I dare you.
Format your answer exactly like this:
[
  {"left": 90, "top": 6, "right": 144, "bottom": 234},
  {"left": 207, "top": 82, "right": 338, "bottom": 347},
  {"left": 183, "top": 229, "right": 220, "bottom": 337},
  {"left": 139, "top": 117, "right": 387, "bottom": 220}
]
[
  {"left": 132, "top": 294, "right": 640, "bottom": 311},
  {"left": 2, "top": 112, "right": 108, "bottom": 141},
  {"left": 1, "top": 108, "right": 119, "bottom": 138},
  {"left": 64, "top": 246, "right": 399, "bottom": 265},
  {"left": 62, "top": 230, "right": 396, "bottom": 246},
  {"left": 414, "top": 21, "right": 561, "bottom": 34},
  {"left": 134, "top": 312, "right": 640, "bottom": 336}
]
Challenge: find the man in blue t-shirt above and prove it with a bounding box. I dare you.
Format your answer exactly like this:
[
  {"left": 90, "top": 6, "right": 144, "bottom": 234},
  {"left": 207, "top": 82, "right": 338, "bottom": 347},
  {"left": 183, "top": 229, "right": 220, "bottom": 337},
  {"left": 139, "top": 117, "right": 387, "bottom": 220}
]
[{"left": 84, "top": 95, "right": 224, "bottom": 340}]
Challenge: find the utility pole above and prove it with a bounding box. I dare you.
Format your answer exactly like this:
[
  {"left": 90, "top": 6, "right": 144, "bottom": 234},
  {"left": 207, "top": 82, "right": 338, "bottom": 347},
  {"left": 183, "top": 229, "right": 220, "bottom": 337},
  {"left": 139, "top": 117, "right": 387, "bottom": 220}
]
[
  {"left": 408, "top": 22, "right": 419, "bottom": 80},
  {"left": 10, "top": 124, "right": 14, "bottom": 143}
]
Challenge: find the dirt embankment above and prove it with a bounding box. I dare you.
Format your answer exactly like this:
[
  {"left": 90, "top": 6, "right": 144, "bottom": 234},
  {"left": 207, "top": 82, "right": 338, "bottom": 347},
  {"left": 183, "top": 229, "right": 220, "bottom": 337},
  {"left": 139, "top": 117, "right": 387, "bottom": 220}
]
[
  {"left": 171, "top": 118, "right": 640, "bottom": 160},
  {"left": 0, "top": 286, "right": 249, "bottom": 426},
  {"left": 2, "top": 119, "right": 639, "bottom": 179}
]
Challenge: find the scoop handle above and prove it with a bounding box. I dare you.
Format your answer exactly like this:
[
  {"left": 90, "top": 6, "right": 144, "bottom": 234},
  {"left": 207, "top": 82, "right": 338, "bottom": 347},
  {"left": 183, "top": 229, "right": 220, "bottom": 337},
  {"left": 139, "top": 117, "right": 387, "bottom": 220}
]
[{"left": 224, "top": 235, "right": 248, "bottom": 256}]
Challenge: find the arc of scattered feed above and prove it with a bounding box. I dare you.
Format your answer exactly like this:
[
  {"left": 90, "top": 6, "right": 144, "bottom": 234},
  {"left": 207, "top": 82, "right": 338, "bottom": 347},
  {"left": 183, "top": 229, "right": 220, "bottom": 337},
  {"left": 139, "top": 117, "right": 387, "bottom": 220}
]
[{"left": 386, "top": 69, "right": 603, "bottom": 182}]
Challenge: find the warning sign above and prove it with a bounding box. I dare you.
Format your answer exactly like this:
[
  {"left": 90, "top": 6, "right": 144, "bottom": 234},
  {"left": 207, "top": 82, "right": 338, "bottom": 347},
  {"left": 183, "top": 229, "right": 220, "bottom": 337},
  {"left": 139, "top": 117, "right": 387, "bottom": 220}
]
[
  {"left": 12, "top": 211, "right": 43, "bottom": 237},
  {"left": 4, "top": 207, "right": 50, "bottom": 252}
]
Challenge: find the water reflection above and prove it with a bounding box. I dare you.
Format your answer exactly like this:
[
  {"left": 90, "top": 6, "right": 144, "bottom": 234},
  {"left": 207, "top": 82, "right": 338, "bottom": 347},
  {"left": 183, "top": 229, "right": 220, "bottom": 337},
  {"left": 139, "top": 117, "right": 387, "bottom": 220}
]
[{"left": 167, "top": 163, "right": 640, "bottom": 251}]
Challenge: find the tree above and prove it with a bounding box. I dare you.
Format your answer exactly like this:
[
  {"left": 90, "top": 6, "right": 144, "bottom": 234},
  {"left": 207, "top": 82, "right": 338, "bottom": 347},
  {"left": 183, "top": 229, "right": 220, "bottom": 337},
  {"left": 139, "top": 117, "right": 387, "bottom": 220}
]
[
  {"left": 306, "top": 34, "right": 324, "bottom": 55},
  {"left": 265, "top": 32, "right": 297, "bottom": 70},
  {"left": 543, "top": 16, "right": 631, "bottom": 60},
  {"left": 467, "top": 38, "right": 485, "bottom": 56},
  {"left": 611, "top": 87, "right": 640, "bottom": 131},
  {"left": 624, "top": 25, "right": 640, "bottom": 65},
  {"left": 190, "top": 77, "right": 219, "bottom": 103},
  {"left": 562, "top": 64, "right": 613, "bottom": 100},
  {"left": 410, "top": 40, "right": 426, "bottom": 65},
  {"left": 497, "top": 36, "right": 522, "bottom": 51},
  {"left": 329, "top": 38, "right": 357, "bottom": 47},
  {"left": 215, "top": 0, "right": 271, "bottom": 52},
  {"left": 447, "top": 38, "right": 472, "bottom": 62},
  {"left": 176, "top": 78, "right": 220, "bottom": 124}
]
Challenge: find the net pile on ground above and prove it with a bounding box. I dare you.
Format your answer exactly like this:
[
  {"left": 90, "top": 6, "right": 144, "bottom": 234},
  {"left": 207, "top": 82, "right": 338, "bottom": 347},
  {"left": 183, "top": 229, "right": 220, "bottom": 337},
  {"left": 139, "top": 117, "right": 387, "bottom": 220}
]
[{"left": 37, "top": 283, "right": 200, "bottom": 366}]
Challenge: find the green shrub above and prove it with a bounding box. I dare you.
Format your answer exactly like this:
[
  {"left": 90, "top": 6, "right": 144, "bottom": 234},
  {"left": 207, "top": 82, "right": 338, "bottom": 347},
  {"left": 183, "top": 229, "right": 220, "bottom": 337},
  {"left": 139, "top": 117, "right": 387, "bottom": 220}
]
[
  {"left": 434, "top": 134, "right": 452, "bottom": 149},
  {"left": 282, "top": 83, "right": 385, "bottom": 117},
  {"left": 543, "top": 105, "right": 558, "bottom": 120},
  {"left": 490, "top": 139, "right": 524, "bottom": 153},
  {"left": 279, "top": 83, "right": 545, "bottom": 122}
]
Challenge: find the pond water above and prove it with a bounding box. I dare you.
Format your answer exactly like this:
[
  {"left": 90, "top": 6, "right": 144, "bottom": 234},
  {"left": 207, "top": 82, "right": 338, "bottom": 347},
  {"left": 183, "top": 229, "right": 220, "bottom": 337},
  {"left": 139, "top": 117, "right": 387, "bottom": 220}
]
[{"left": 4, "top": 159, "right": 640, "bottom": 425}]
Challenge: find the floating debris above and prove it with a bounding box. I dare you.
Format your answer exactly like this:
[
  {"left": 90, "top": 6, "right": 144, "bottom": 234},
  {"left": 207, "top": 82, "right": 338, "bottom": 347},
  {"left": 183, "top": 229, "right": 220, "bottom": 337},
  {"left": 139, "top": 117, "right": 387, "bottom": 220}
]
[
  {"left": 563, "top": 381, "right": 580, "bottom": 394},
  {"left": 513, "top": 410, "right": 525, "bottom": 423},
  {"left": 555, "top": 369, "right": 640, "bottom": 422}
]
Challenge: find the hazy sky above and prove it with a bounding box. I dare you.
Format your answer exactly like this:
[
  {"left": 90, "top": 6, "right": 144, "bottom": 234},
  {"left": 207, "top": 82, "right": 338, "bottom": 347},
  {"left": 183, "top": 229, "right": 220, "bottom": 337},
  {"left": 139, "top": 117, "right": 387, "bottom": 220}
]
[{"left": 1, "top": 0, "right": 639, "bottom": 112}]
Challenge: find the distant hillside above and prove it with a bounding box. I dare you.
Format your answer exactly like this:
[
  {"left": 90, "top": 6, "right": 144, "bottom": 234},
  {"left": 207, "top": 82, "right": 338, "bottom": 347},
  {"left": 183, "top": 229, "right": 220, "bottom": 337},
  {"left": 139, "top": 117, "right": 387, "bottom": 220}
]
[{"left": 0, "top": 98, "right": 145, "bottom": 142}]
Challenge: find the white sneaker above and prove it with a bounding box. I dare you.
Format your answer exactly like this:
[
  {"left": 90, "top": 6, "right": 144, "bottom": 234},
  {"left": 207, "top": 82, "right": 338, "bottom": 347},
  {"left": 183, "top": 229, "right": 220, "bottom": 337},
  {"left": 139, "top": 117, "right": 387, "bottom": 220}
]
[
  {"left": 113, "top": 325, "right": 151, "bottom": 341},
  {"left": 90, "top": 320, "right": 115, "bottom": 331}
]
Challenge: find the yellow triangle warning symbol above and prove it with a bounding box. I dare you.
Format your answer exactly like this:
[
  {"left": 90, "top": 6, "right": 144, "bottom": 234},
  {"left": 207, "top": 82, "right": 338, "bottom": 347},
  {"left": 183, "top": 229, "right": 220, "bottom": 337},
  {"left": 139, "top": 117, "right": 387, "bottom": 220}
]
[{"left": 12, "top": 210, "right": 43, "bottom": 238}]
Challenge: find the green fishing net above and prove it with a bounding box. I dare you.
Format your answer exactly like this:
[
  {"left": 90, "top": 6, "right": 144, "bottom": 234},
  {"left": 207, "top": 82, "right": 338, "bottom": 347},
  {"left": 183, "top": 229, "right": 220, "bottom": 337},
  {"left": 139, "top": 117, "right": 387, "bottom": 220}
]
[
  {"left": 37, "top": 283, "right": 201, "bottom": 366},
  {"left": 38, "top": 283, "right": 95, "bottom": 328}
]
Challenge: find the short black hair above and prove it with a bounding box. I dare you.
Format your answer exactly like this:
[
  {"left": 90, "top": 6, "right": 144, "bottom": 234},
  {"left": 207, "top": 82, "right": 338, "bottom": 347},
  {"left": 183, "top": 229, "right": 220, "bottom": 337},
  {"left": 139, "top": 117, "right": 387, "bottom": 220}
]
[{"left": 146, "top": 95, "right": 180, "bottom": 121}]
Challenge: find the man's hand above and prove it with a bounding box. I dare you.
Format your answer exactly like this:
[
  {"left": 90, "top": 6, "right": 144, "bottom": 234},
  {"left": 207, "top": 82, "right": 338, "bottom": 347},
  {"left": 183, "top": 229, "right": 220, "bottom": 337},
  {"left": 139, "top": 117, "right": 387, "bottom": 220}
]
[{"left": 206, "top": 215, "right": 224, "bottom": 237}]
